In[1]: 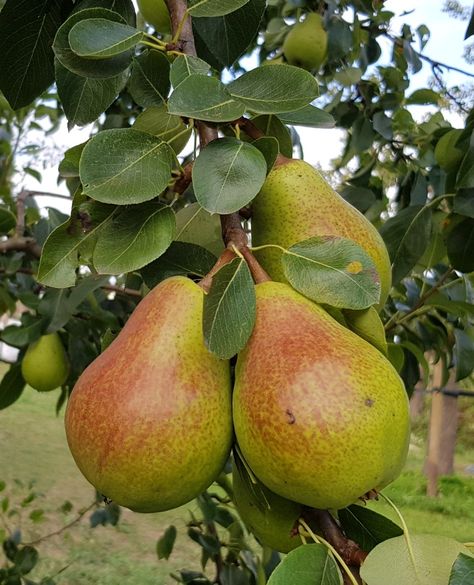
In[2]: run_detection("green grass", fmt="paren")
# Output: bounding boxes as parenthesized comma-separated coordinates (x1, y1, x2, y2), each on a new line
(1, 384, 473, 583)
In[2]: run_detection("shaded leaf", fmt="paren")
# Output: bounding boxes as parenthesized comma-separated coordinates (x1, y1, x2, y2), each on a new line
(68, 18, 142, 58)
(453, 328, 474, 381)
(157, 525, 177, 560)
(188, 0, 250, 18)
(14, 546, 38, 575)
(267, 544, 342, 585)
(133, 105, 191, 154)
(175, 203, 223, 256)
(193, 138, 267, 214)
(456, 146, 474, 189)
(447, 218, 474, 273)
(170, 55, 210, 88)
(80, 128, 175, 204)
(0, 365, 25, 410)
(252, 137, 279, 171)
(449, 553, 474, 584)
(0, 207, 16, 234)
(203, 257, 256, 359)
(338, 505, 402, 552)
(277, 105, 335, 128)
(228, 65, 318, 114)
(282, 236, 381, 310)
(128, 50, 170, 107)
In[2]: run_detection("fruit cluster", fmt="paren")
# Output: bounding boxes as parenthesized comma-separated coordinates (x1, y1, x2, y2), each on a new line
(62, 155, 410, 552)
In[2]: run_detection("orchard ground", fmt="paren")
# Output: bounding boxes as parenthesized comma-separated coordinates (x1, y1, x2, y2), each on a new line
(1, 374, 473, 584)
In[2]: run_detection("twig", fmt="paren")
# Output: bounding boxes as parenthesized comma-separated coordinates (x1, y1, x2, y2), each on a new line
(22, 501, 97, 546)
(431, 65, 470, 114)
(198, 248, 237, 292)
(101, 284, 143, 298)
(0, 237, 41, 258)
(15, 190, 29, 238)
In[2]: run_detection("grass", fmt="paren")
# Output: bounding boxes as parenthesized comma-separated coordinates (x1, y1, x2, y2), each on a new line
(1, 383, 473, 583)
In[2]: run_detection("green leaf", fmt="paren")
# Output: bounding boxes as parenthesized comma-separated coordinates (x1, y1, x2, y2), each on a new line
(424, 292, 474, 319)
(188, 0, 250, 18)
(360, 534, 473, 585)
(128, 50, 171, 107)
(0, 207, 16, 234)
(465, 5, 474, 39)
(380, 205, 432, 285)
(249, 114, 293, 157)
(68, 18, 142, 58)
(55, 59, 128, 127)
(192, 0, 266, 68)
(453, 189, 474, 219)
(58, 142, 87, 178)
(449, 553, 474, 584)
(133, 105, 191, 154)
(406, 88, 440, 106)
(252, 137, 279, 171)
(454, 328, 474, 381)
(447, 218, 474, 273)
(338, 505, 403, 552)
(157, 525, 177, 560)
(372, 111, 393, 140)
(170, 55, 210, 88)
(277, 105, 335, 128)
(80, 128, 175, 204)
(193, 138, 267, 214)
(77, 0, 137, 26)
(340, 186, 376, 213)
(141, 242, 216, 288)
(267, 544, 343, 585)
(1, 318, 46, 348)
(168, 74, 245, 122)
(228, 65, 318, 114)
(0, 0, 73, 109)
(0, 365, 25, 410)
(14, 546, 38, 575)
(203, 257, 256, 359)
(457, 147, 474, 190)
(93, 202, 175, 274)
(175, 203, 224, 256)
(53, 8, 132, 78)
(282, 236, 381, 310)
(37, 202, 116, 288)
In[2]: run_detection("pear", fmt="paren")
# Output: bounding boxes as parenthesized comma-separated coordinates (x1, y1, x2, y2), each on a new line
(283, 14, 328, 71)
(251, 157, 392, 308)
(137, 0, 171, 34)
(233, 281, 410, 511)
(344, 307, 388, 355)
(21, 333, 69, 392)
(65, 276, 232, 513)
(232, 455, 303, 553)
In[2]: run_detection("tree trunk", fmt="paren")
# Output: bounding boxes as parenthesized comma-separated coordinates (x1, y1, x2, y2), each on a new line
(409, 380, 426, 420)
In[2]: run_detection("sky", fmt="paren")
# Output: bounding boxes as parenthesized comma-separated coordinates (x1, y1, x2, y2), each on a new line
(18, 0, 474, 214)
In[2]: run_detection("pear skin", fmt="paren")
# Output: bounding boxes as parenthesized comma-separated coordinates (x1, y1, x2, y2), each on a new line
(65, 276, 232, 513)
(21, 333, 69, 392)
(283, 13, 328, 71)
(232, 457, 303, 553)
(251, 158, 392, 308)
(233, 282, 410, 511)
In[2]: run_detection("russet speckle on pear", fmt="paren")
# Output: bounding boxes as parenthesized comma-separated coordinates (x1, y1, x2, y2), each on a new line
(251, 157, 392, 309)
(65, 276, 232, 513)
(233, 282, 410, 511)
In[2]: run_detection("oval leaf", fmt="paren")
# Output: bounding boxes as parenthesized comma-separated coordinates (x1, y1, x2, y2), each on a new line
(0, 207, 16, 234)
(168, 75, 245, 122)
(157, 525, 177, 560)
(203, 257, 256, 359)
(360, 534, 473, 585)
(188, 0, 250, 17)
(170, 54, 211, 88)
(228, 64, 319, 114)
(69, 18, 142, 58)
(80, 128, 175, 204)
(133, 105, 191, 154)
(0, 365, 25, 410)
(278, 105, 335, 128)
(447, 218, 474, 273)
(93, 202, 175, 274)
(193, 138, 267, 214)
(338, 504, 402, 552)
(449, 553, 474, 585)
(267, 544, 343, 585)
(282, 236, 381, 310)
(128, 50, 171, 107)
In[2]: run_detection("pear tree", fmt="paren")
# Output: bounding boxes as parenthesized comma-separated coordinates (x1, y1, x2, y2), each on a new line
(0, 1, 474, 584)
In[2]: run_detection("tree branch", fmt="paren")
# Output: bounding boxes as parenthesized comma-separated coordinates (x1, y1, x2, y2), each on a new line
(0, 236, 41, 258)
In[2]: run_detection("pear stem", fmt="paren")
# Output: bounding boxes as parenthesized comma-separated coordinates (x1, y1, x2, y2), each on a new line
(198, 248, 237, 292)
(240, 247, 271, 284)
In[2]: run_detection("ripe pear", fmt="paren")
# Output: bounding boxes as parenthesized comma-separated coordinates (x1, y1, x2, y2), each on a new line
(283, 14, 328, 71)
(65, 276, 232, 513)
(232, 456, 303, 553)
(233, 281, 410, 511)
(137, 0, 171, 34)
(251, 157, 392, 308)
(21, 333, 69, 392)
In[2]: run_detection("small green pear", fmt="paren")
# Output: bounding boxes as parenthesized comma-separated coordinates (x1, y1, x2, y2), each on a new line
(233, 281, 410, 511)
(232, 456, 303, 553)
(65, 276, 232, 513)
(251, 157, 392, 309)
(21, 333, 69, 392)
(434, 129, 464, 172)
(137, 0, 171, 33)
(283, 13, 328, 71)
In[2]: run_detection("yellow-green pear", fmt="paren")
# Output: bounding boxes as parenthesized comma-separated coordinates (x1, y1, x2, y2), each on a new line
(434, 129, 464, 172)
(251, 156, 392, 309)
(65, 276, 232, 513)
(21, 333, 69, 392)
(233, 281, 410, 511)
(283, 13, 328, 71)
(137, 0, 171, 34)
(232, 456, 303, 553)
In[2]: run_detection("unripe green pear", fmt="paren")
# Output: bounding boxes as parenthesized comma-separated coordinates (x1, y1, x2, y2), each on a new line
(137, 0, 171, 33)
(283, 13, 328, 71)
(65, 276, 232, 513)
(233, 281, 410, 511)
(251, 157, 392, 309)
(21, 333, 69, 392)
(434, 129, 464, 172)
(232, 457, 303, 553)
